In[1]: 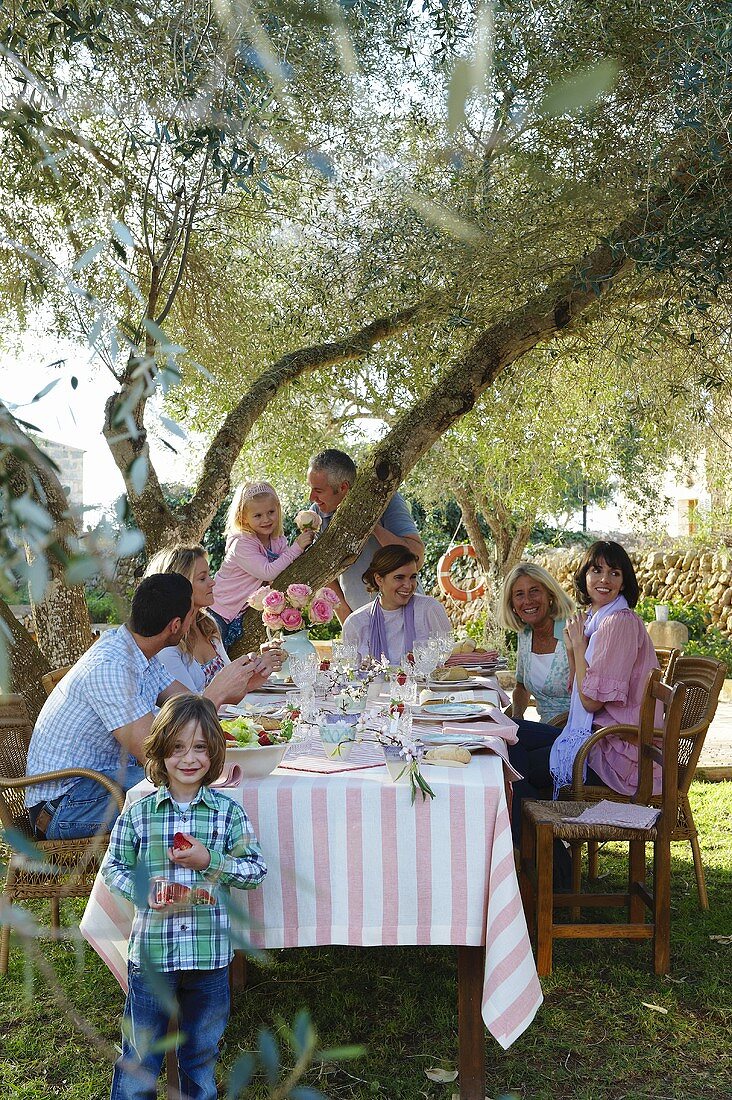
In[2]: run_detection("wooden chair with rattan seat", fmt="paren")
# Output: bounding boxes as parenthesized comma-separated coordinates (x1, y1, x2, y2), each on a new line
(0, 694, 125, 975)
(40, 665, 73, 696)
(569, 655, 726, 909)
(519, 669, 686, 977)
(654, 646, 680, 682)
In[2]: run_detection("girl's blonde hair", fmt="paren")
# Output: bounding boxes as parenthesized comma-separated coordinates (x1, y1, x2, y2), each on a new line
(144, 544, 220, 656)
(226, 480, 283, 537)
(144, 696, 226, 789)
(498, 562, 575, 632)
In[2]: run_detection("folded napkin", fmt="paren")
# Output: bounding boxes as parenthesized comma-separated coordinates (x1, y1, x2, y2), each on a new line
(434, 732, 522, 782)
(449, 708, 519, 744)
(563, 801, 661, 829)
(210, 765, 243, 788)
(418, 688, 502, 708)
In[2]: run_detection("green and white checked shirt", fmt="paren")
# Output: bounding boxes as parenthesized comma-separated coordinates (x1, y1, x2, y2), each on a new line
(101, 785, 267, 971)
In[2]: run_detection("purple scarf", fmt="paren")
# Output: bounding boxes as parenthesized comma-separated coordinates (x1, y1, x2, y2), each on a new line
(549, 595, 629, 796)
(368, 596, 416, 664)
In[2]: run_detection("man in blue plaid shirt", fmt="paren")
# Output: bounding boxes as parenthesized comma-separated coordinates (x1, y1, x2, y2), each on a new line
(26, 573, 278, 841)
(102, 694, 267, 1100)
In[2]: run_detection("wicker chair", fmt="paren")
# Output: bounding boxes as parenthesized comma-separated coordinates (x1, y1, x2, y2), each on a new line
(570, 656, 726, 909)
(519, 669, 686, 976)
(40, 665, 73, 696)
(0, 694, 125, 975)
(655, 647, 680, 682)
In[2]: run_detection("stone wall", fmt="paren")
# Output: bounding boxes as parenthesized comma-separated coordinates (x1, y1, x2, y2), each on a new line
(433, 546, 732, 637)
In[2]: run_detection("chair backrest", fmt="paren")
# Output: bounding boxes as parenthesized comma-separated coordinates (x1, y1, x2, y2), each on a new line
(0, 695, 34, 835)
(666, 656, 727, 791)
(655, 647, 680, 682)
(41, 664, 73, 696)
(634, 669, 686, 812)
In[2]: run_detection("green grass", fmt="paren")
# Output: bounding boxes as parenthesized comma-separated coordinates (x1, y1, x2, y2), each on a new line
(1, 782, 731, 1099)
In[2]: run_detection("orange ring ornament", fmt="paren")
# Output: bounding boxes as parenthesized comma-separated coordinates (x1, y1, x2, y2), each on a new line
(437, 544, 486, 603)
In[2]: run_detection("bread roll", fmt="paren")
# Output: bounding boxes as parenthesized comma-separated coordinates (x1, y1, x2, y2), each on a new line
(432, 666, 469, 681)
(424, 746, 471, 765)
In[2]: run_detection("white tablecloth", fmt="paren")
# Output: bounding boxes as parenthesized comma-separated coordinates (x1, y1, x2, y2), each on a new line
(80, 753, 541, 1050)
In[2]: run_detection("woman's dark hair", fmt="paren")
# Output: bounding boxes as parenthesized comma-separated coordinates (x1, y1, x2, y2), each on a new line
(574, 540, 639, 608)
(129, 573, 192, 636)
(144, 695, 226, 788)
(362, 545, 419, 593)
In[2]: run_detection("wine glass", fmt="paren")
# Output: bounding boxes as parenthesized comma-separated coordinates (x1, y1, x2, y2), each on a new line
(288, 652, 319, 722)
(412, 639, 439, 682)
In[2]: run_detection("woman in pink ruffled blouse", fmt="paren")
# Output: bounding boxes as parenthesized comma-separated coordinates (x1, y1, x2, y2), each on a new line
(549, 540, 660, 797)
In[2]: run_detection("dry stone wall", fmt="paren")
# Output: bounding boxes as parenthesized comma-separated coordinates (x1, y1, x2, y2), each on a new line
(434, 546, 732, 637)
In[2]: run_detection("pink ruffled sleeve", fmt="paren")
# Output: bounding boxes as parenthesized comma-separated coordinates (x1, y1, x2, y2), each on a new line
(583, 611, 644, 705)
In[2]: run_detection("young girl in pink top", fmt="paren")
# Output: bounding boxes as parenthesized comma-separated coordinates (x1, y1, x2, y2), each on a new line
(210, 481, 314, 648)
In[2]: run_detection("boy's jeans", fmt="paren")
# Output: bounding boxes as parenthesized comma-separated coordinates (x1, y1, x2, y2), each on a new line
(111, 962, 230, 1100)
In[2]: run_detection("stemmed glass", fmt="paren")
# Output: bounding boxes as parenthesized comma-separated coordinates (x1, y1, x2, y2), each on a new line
(332, 641, 358, 677)
(288, 652, 319, 726)
(412, 639, 440, 683)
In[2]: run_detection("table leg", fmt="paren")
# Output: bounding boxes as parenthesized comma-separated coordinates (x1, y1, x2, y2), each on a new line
(229, 949, 248, 993)
(457, 945, 486, 1100)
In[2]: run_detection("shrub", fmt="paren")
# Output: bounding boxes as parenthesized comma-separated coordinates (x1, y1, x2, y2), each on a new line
(85, 589, 123, 624)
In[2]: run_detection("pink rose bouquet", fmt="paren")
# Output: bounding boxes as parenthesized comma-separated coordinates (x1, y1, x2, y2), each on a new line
(280, 606, 304, 631)
(286, 583, 312, 609)
(262, 589, 286, 614)
(315, 587, 340, 607)
(308, 597, 334, 625)
(248, 582, 336, 632)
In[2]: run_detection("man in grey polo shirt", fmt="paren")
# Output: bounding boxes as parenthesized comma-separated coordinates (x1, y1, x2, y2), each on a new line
(26, 572, 276, 840)
(307, 448, 425, 622)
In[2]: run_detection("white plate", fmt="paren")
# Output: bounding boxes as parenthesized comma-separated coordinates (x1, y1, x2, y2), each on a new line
(428, 677, 483, 690)
(256, 680, 299, 693)
(414, 703, 491, 722)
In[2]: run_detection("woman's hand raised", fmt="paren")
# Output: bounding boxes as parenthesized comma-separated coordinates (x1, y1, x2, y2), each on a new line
(563, 613, 589, 651)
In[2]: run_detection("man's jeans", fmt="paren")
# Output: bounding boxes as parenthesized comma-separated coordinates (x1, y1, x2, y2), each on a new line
(111, 962, 230, 1100)
(42, 765, 146, 840)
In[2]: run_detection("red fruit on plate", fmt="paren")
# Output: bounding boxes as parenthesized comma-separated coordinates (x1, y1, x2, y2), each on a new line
(257, 731, 272, 746)
(396, 672, 407, 686)
(172, 832, 193, 851)
(319, 659, 330, 670)
(192, 888, 216, 906)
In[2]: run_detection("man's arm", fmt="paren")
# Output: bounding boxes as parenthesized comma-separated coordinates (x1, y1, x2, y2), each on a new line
(372, 523, 425, 567)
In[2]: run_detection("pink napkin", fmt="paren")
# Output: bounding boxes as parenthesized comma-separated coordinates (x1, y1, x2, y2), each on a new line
(210, 765, 243, 788)
(448, 707, 518, 744)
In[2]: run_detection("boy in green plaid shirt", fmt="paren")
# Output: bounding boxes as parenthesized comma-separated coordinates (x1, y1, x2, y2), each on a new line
(102, 695, 267, 1100)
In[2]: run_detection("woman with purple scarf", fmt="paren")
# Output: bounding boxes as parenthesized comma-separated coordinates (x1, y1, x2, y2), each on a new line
(341, 546, 451, 664)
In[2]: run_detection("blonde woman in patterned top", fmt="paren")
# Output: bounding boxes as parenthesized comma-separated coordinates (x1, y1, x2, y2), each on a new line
(144, 545, 283, 696)
(498, 562, 574, 855)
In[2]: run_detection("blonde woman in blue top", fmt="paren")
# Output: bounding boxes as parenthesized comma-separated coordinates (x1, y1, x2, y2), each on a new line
(500, 563, 574, 725)
(498, 562, 574, 856)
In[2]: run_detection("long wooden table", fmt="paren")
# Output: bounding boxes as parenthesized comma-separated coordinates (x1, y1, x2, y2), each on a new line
(81, 744, 541, 1098)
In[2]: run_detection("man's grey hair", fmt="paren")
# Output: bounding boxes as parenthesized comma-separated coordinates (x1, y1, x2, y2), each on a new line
(308, 448, 357, 488)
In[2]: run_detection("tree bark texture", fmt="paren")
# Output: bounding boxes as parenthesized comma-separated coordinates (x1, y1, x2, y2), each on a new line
(232, 157, 718, 650)
(105, 301, 434, 554)
(0, 596, 50, 723)
(452, 485, 494, 576)
(2, 403, 94, 666)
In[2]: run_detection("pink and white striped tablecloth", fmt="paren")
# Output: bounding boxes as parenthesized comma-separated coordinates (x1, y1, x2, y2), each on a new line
(80, 753, 541, 1049)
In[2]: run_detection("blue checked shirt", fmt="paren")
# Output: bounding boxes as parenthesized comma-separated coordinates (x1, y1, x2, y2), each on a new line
(101, 785, 267, 971)
(25, 626, 174, 807)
